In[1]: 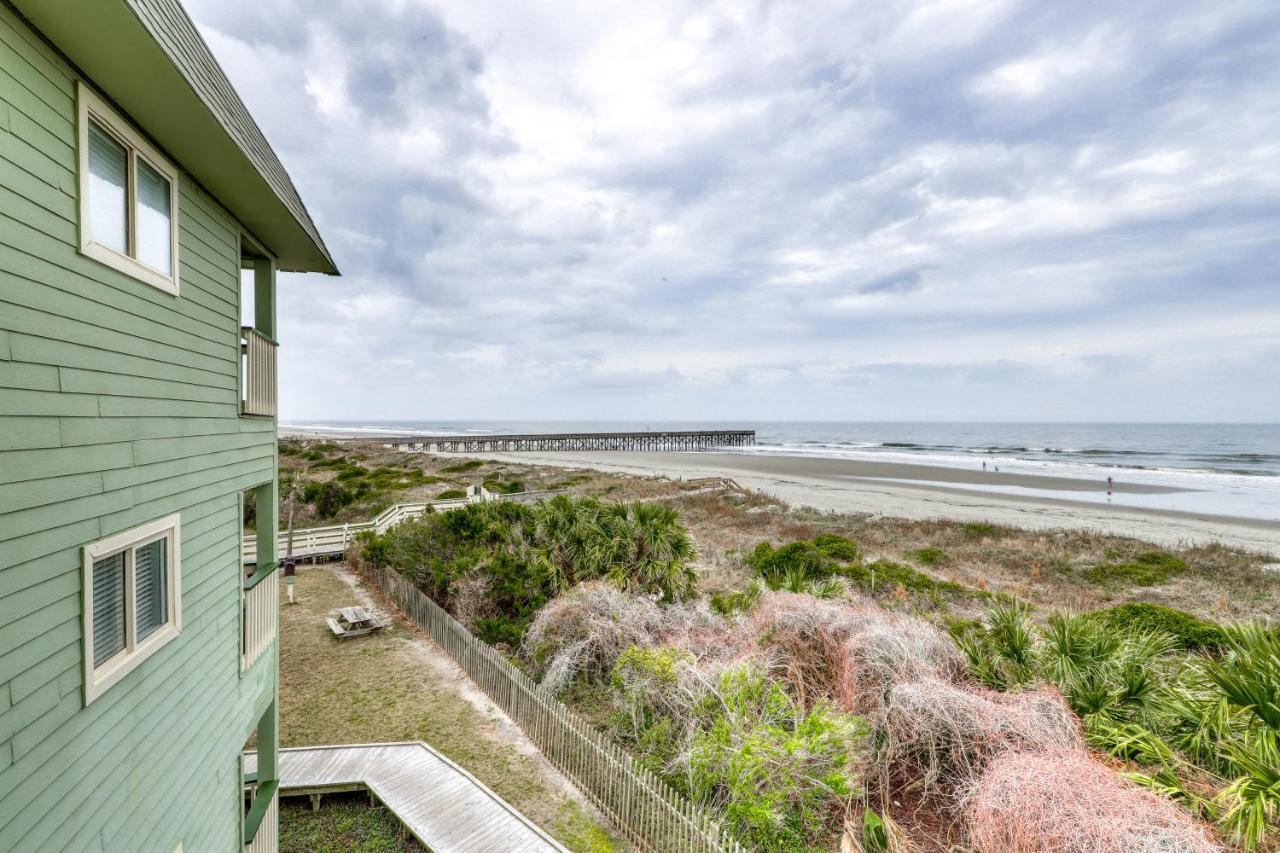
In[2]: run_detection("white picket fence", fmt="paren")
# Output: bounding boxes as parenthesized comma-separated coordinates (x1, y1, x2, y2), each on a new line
(365, 566, 745, 853)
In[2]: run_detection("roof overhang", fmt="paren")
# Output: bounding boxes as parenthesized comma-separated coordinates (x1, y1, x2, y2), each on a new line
(11, 0, 338, 274)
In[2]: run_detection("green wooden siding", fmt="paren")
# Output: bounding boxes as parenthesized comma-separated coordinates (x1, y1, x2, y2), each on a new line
(0, 3, 276, 850)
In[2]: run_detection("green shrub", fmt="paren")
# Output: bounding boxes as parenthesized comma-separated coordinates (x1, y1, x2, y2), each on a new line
(483, 478, 525, 494)
(613, 645, 689, 691)
(1084, 603, 1226, 651)
(365, 496, 699, 641)
(355, 530, 391, 569)
(613, 654, 865, 851)
(1136, 551, 1189, 572)
(962, 522, 999, 539)
(911, 547, 948, 566)
(747, 541, 839, 589)
(610, 646, 693, 773)
(811, 534, 861, 563)
(308, 479, 356, 518)
(1086, 552, 1188, 588)
(435, 488, 466, 500)
(687, 666, 865, 851)
(846, 559, 975, 600)
(709, 582, 762, 615)
(746, 535, 861, 587)
(473, 551, 550, 645)
(441, 460, 485, 473)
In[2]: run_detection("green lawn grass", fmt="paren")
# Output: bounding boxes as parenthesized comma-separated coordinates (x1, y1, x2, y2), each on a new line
(277, 566, 617, 852)
(280, 793, 426, 853)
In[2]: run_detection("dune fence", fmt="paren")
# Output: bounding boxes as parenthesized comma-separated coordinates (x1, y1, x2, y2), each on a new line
(363, 565, 745, 853)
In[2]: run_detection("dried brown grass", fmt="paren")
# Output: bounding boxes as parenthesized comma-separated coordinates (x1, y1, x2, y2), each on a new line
(748, 593, 966, 715)
(964, 748, 1222, 853)
(523, 582, 728, 694)
(881, 679, 1080, 795)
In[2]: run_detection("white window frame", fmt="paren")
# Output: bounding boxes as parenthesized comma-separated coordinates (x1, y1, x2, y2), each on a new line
(82, 513, 183, 705)
(76, 81, 181, 295)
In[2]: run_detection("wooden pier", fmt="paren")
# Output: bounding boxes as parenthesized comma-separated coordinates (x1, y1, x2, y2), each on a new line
(384, 429, 755, 453)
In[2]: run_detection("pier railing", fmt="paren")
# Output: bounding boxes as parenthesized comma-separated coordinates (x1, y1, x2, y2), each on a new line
(384, 429, 755, 453)
(364, 565, 744, 853)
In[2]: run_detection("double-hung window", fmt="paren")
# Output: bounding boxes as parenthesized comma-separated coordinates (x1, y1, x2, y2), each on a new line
(77, 82, 180, 295)
(82, 514, 182, 704)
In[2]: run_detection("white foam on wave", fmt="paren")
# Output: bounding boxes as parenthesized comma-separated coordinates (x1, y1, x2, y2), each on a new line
(725, 443, 1280, 492)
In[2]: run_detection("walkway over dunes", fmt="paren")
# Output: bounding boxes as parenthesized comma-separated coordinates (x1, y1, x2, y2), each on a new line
(247, 743, 567, 852)
(384, 429, 756, 453)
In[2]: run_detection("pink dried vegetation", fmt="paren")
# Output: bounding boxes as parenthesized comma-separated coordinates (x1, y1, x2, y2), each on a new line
(523, 581, 726, 693)
(880, 678, 1081, 794)
(748, 592, 966, 715)
(965, 748, 1221, 853)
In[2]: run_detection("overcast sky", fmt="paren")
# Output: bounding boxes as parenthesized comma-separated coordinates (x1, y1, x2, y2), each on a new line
(187, 0, 1280, 423)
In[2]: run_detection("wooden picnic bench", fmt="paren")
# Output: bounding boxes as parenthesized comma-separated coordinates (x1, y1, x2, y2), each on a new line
(327, 605, 387, 639)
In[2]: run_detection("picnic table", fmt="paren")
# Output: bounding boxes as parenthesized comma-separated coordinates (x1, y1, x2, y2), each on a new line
(327, 605, 387, 639)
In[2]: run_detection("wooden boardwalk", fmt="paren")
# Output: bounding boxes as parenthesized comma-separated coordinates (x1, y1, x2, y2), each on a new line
(384, 429, 755, 453)
(246, 743, 567, 852)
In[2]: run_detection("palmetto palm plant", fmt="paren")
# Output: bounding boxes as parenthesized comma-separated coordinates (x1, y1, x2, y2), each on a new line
(959, 600, 1280, 849)
(594, 501, 698, 602)
(526, 495, 605, 591)
(1191, 624, 1280, 849)
(523, 496, 698, 602)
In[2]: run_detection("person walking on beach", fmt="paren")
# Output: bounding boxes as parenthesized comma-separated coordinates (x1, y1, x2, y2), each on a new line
(1107, 476, 1113, 495)
(982, 461, 987, 472)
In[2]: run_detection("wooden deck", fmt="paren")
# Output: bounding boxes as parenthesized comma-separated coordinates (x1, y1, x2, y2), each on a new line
(246, 743, 567, 852)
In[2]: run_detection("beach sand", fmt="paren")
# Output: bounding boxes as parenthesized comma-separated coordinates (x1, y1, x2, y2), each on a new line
(466, 450, 1280, 556)
(278, 428, 1279, 555)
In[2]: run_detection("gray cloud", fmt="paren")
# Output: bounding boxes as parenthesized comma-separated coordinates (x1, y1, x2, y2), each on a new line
(187, 0, 1280, 421)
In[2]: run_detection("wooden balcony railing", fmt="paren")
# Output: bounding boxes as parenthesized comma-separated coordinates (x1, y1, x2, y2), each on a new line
(241, 562, 278, 671)
(241, 326, 277, 417)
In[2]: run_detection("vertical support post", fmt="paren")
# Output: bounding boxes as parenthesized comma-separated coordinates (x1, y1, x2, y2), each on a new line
(253, 257, 276, 340)
(256, 697, 279, 785)
(255, 480, 278, 575)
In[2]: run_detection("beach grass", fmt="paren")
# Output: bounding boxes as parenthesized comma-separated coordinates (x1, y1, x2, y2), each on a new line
(280, 793, 426, 853)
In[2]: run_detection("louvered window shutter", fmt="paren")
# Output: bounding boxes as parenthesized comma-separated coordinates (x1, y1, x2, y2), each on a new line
(93, 552, 127, 666)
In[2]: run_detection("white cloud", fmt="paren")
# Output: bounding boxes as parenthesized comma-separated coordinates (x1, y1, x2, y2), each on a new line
(186, 0, 1280, 421)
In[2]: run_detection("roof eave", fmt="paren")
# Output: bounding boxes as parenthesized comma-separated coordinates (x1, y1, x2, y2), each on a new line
(11, 0, 339, 275)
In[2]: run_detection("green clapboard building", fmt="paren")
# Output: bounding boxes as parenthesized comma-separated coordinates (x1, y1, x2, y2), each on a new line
(0, 0, 337, 849)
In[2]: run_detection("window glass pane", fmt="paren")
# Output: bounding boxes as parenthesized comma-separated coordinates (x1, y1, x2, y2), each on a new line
(135, 538, 167, 642)
(87, 121, 128, 254)
(92, 551, 127, 667)
(136, 158, 172, 275)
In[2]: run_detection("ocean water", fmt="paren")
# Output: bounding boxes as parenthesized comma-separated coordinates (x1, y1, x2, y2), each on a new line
(283, 421, 1280, 521)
